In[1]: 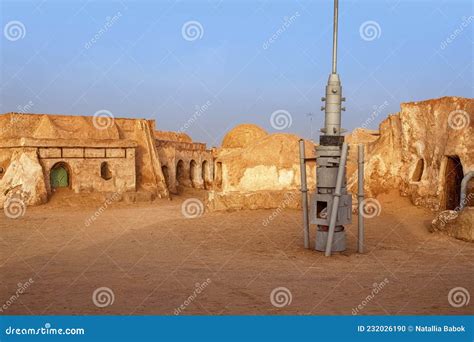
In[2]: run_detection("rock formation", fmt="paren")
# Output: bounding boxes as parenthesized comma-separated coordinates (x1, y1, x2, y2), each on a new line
(348, 96, 473, 211)
(431, 209, 474, 242)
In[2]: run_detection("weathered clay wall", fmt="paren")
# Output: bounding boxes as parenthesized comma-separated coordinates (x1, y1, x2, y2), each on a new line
(208, 125, 316, 210)
(156, 138, 213, 194)
(39, 147, 136, 195)
(348, 96, 473, 211)
(0, 113, 170, 207)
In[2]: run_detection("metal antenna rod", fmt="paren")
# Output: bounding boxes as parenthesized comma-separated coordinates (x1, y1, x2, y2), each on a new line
(331, 0, 339, 74)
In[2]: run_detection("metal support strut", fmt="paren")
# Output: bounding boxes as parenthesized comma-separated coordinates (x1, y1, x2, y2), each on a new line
(357, 144, 365, 254)
(299, 139, 310, 249)
(325, 143, 349, 257)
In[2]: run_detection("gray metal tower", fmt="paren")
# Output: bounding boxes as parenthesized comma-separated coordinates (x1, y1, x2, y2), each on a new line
(299, 0, 362, 256)
(312, 0, 352, 254)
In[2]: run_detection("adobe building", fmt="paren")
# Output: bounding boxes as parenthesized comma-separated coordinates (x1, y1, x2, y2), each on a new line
(155, 130, 213, 194)
(0, 113, 213, 208)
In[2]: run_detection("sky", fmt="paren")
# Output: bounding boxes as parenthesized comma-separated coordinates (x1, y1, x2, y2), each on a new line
(0, 0, 472, 146)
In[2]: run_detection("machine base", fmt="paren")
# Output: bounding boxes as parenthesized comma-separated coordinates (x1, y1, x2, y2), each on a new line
(315, 230, 346, 252)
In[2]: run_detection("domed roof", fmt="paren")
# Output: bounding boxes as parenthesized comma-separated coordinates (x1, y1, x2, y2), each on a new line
(221, 124, 268, 148)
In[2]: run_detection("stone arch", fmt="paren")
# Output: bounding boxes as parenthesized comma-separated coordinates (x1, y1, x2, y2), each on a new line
(202, 160, 210, 189)
(443, 155, 463, 210)
(215, 161, 222, 190)
(176, 160, 186, 187)
(190, 160, 199, 188)
(162, 165, 170, 188)
(50, 162, 71, 189)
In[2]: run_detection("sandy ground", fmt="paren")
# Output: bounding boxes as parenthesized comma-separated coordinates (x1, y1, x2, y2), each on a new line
(1, 189, 473, 316)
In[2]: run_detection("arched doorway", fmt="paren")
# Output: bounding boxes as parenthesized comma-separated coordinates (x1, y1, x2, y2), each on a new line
(215, 162, 222, 190)
(50, 163, 70, 189)
(444, 156, 463, 210)
(412, 159, 424, 182)
(176, 160, 186, 187)
(190, 160, 198, 188)
(162, 165, 170, 187)
(202, 160, 209, 189)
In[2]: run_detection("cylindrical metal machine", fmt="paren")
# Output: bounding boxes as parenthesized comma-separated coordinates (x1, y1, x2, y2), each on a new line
(311, 0, 352, 253)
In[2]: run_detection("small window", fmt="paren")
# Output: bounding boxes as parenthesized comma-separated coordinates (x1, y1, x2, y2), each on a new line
(412, 159, 424, 182)
(100, 162, 112, 180)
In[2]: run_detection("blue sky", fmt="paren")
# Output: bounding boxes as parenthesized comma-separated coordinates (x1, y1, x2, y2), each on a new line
(1, 0, 472, 146)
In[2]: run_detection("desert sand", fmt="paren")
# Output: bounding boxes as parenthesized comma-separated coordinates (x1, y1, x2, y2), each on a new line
(1, 189, 473, 316)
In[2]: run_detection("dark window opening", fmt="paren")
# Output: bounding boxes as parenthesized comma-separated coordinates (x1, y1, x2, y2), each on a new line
(444, 156, 463, 210)
(412, 159, 424, 182)
(101, 162, 113, 180)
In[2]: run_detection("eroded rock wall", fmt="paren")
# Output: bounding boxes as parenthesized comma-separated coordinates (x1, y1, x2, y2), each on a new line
(348, 96, 473, 211)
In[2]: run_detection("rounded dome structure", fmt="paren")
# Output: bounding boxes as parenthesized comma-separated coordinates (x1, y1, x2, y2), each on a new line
(221, 124, 268, 148)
